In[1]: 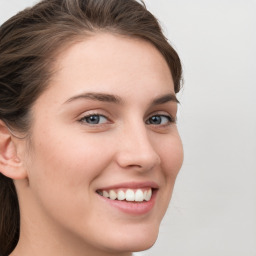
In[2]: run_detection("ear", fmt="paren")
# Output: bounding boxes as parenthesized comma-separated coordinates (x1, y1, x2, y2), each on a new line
(0, 120, 27, 180)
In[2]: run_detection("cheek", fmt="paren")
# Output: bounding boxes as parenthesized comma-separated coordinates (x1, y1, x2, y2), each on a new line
(157, 134, 183, 181)
(26, 127, 113, 202)
(36, 140, 105, 180)
(25, 131, 115, 231)
(147, 134, 183, 223)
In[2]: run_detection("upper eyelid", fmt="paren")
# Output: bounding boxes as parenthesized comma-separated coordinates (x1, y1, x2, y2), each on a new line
(146, 111, 176, 120)
(77, 109, 110, 119)
(78, 113, 110, 122)
(80, 113, 107, 118)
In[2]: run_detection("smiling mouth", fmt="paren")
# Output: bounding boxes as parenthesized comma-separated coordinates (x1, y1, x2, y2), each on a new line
(96, 188, 154, 202)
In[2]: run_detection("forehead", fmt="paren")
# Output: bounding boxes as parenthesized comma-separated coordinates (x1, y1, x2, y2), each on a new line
(35, 33, 174, 108)
(53, 33, 172, 83)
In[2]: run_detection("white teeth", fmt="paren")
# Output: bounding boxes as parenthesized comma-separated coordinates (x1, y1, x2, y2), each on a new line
(109, 190, 117, 200)
(126, 189, 135, 201)
(99, 188, 153, 202)
(145, 189, 152, 201)
(117, 190, 125, 200)
(103, 190, 109, 198)
(135, 189, 144, 202)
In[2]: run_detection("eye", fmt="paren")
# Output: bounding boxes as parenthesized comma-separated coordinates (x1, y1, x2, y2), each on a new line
(79, 114, 108, 125)
(146, 115, 174, 125)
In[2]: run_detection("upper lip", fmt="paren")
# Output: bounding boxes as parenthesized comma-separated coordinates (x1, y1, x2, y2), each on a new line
(96, 181, 159, 191)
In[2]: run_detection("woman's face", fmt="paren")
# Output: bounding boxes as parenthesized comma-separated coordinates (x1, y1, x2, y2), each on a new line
(21, 33, 183, 254)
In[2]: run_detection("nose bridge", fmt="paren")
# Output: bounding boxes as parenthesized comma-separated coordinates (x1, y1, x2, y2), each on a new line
(116, 119, 161, 170)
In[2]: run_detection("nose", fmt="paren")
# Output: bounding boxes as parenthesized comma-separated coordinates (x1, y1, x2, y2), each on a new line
(115, 124, 161, 172)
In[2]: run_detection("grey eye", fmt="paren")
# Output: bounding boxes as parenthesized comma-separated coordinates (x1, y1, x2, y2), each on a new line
(147, 115, 171, 125)
(82, 115, 108, 125)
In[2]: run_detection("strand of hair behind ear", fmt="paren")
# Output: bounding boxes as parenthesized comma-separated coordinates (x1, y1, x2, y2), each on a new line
(0, 174, 20, 256)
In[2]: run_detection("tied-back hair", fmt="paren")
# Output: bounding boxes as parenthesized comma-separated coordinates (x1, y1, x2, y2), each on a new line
(0, 0, 182, 255)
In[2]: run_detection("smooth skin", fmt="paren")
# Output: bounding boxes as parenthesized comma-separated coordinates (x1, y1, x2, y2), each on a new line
(1, 33, 183, 256)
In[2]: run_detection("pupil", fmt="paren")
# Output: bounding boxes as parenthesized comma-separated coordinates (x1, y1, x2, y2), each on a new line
(87, 115, 99, 124)
(150, 116, 161, 124)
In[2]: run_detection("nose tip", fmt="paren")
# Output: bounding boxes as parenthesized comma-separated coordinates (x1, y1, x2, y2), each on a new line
(116, 134, 161, 171)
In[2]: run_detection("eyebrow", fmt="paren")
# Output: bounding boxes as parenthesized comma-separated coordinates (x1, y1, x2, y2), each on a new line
(152, 93, 179, 105)
(64, 92, 123, 104)
(64, 92, 179, 105)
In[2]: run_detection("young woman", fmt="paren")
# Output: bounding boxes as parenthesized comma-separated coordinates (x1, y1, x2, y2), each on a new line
(0, 0, 183, 255)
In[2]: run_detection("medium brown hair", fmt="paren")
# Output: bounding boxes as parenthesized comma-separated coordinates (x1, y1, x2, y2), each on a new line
(0, 0, 182, 254)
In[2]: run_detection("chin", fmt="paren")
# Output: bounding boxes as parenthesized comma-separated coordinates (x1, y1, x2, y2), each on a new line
(100, 224, 159, 254)
(126, 234, 158, 252)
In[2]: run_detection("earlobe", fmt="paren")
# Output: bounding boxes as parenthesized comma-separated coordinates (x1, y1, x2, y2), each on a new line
(0, 120, 27, 180)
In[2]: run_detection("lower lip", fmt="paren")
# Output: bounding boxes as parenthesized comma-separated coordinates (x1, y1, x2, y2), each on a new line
(97, 190, 157, 215)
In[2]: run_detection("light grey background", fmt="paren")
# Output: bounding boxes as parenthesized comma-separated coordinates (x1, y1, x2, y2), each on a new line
(1, 0, 255, 255)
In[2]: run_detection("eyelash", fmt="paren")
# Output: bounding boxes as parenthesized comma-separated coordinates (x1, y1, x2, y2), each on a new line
(78, 112, 175, 127)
